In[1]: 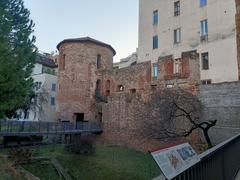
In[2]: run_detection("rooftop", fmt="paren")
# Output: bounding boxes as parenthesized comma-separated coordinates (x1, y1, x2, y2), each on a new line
(37, 54, 57, 68)
(56, 37, 116, 56)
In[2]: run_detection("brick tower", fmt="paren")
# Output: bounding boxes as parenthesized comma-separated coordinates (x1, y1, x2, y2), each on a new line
(56, 37, 116, 122)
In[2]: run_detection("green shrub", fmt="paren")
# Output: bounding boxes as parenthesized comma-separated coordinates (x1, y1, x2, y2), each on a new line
(8, 148, 33, 165)
(65, 135, 95, 155)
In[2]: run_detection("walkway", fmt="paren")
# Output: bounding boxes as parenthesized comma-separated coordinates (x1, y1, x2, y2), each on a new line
(0, 121, 102, 137)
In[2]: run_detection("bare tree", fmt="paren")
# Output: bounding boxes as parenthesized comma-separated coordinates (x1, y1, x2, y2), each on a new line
(35, 87, 50, 121)
(136, 88, 217, 149)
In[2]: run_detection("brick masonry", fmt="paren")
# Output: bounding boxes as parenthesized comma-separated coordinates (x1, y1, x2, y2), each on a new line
(100, 91, 204, 152)
(56, 41, 114, 121)
(157, 50, 200, 90)
(57, 38, 229, 153)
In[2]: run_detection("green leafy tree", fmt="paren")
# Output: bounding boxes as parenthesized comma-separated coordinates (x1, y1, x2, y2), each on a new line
(0, 0, 36, 118)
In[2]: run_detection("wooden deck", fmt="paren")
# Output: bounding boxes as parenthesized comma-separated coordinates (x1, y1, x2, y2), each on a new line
(0, 121, 102, 137)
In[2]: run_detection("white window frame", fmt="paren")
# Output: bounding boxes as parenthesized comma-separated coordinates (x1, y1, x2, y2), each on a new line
(174, 28, 181, 44)
(174, 59, 182, 74)
(153, 64, 158, 78)
(153, 35, 158, 49)
(153, 10, 158, 25)
(200, 19, 208, 36)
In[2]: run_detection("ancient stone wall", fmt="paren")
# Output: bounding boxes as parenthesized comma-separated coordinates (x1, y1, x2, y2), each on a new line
(56, 42, 114, 121)
(56, 39, 203, 152)
(97, 50, 201, 151)
(199, 81, 240, 144)
(100, 92, 183, 151)
(100, 90, 203, 152)
(100, 61, 151, 96)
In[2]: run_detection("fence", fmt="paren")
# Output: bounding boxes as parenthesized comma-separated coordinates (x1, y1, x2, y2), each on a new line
(0, 120, 102, 136)
(171, 134, 240, 180)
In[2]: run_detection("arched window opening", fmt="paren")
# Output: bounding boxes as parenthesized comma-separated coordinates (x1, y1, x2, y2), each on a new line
(96, 54, 101, 69)
(105, 80, 111, 96)
(96, 79, 108, 102)
(96, 79, 102, 94)
(60, 54, 66, 71)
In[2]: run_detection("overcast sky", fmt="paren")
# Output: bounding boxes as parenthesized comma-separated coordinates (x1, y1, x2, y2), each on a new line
(24, 0, 139, 62)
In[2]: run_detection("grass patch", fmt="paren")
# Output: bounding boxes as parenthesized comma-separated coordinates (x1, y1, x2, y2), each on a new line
(0, 145, 160, 180)
(23, 161, 59, 180)
(29, 145, 160, 180)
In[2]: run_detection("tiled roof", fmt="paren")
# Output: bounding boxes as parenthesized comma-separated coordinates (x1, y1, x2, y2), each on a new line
(36, 54, 57, 68)
(57, 37, 116, 56)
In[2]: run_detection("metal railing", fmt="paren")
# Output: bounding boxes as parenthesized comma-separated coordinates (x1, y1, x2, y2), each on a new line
(0, 120, 102, 136)
(170, 134, 240, 180)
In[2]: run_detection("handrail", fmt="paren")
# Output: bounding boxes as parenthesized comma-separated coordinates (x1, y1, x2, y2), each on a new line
(171, 133, 240, 180)
(0, 120, 102, 136)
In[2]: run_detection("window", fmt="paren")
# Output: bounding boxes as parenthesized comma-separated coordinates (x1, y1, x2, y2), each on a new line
(50, 97, 55, 106)
(174, 59, 182, 74)
(153, 10, 158, 25)
(60, 54, 65, 71)
(151, 84, 157, 91)
(52, 83, 56, 91)
(118, 85, 124, 92)
(200, 0, 207, 7)
(174, 1, 180, 16)
(166, 84, 174, 88)
(200, 20, 208, 37)
(174, 28, 181, 44)
(96, 79, 102, 95)
(130, 89, 136, 94)
(97, 54, 101, 69)
(153, 63, 158, 79)
(35, 82, 42, 91)
(105, 80, 110, 96)
(153, 35, 158, 49)
(202, 52, 209, 70)
(201, 79, 211, 85)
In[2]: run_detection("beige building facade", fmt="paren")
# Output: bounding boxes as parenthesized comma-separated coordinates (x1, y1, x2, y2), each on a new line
(138, 0, 239, 83)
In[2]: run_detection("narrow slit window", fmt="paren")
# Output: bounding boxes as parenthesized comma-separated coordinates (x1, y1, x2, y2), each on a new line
(153, 10, 158, 25)
(174, 28, 181, 44)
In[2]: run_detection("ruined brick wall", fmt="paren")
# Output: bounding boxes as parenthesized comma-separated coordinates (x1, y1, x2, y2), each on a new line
(96, 61, 151, 98)
(56, 42, 114, 121)
(56, 39, 202, 151)
(100, 91, 203, 152)
(157, 50, 200, 89)
(97, 50, 201, 152)
(236, 0, 240, 79)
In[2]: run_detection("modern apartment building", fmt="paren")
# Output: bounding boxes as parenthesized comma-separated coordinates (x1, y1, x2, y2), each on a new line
(19, 53, 58, 121)
(138, 0, 239, 83)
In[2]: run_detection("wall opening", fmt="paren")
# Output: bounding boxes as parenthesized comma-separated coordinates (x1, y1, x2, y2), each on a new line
(75, 113, 84, 122)
(151, 84, 157, 91)
(130, 89, 136, 94)
(117, 85, 124, 92)
(105, 80, 111, 96)
(96, 112, 103, 122)
(97, 54, 101, 69)
(96, 79, 102, 94)
(96, 79, 107, 102)
(60, 54, 66, 71)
